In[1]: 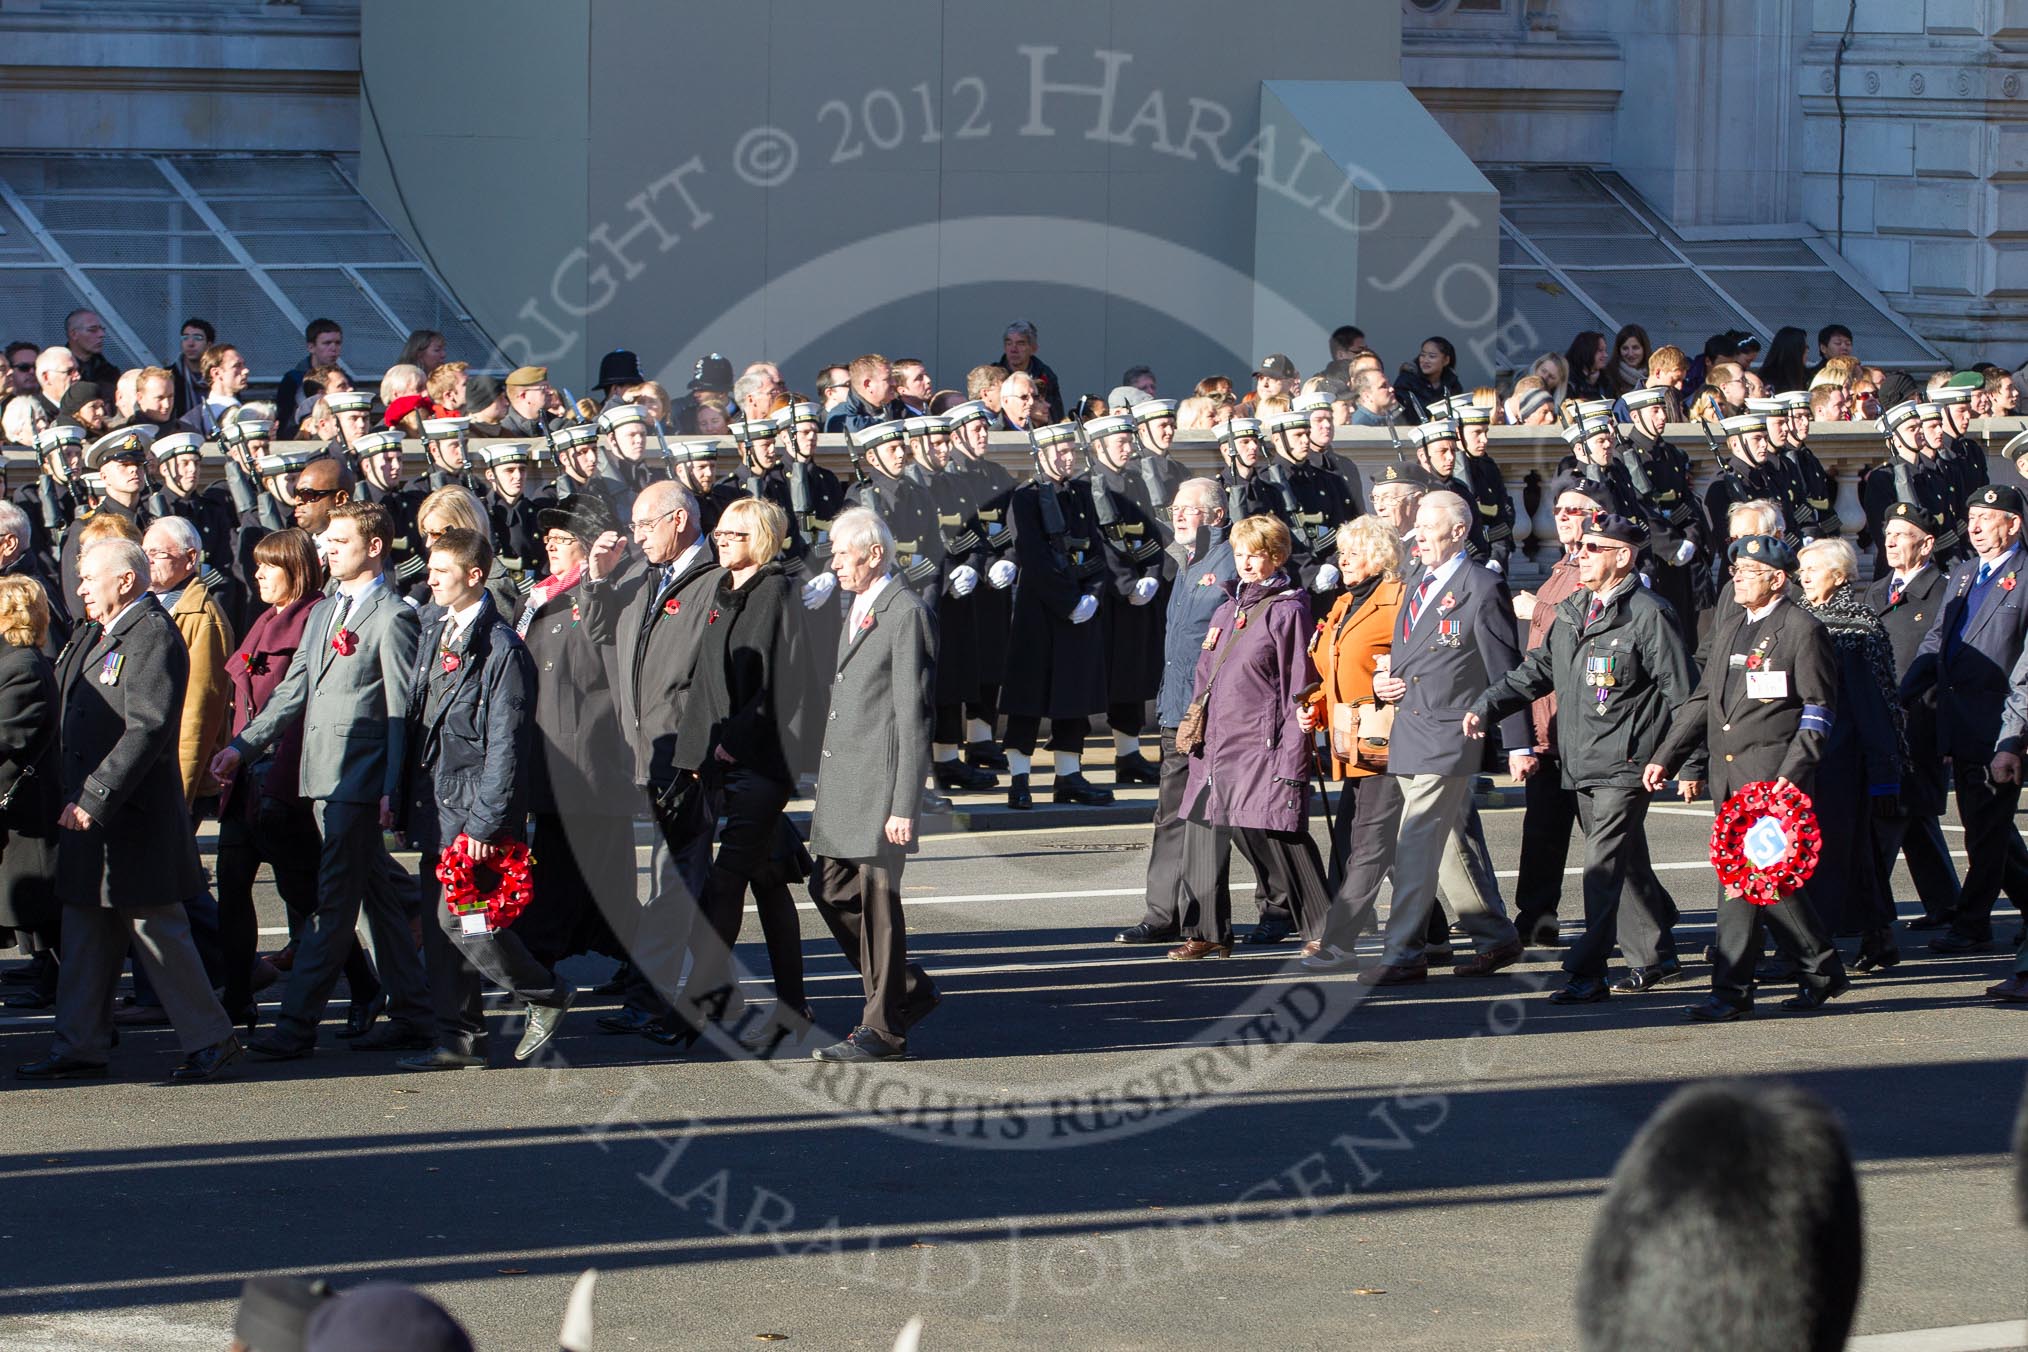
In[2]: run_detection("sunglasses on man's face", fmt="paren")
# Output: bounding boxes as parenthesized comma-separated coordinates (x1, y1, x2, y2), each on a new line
(10, 362, 32, 373)
(294, 486, 340, 503)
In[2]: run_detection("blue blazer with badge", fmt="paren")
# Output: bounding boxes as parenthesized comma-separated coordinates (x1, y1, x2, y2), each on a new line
(399, 593, 533, 855)
(1902, 547, 2028, 763)
(1387, 556, 1526, 777)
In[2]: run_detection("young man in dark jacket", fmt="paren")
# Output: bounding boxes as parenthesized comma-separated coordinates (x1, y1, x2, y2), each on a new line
(395, 527, 572, 1071)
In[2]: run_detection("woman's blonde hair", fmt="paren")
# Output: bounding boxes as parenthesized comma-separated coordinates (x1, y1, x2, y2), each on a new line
(1231, 513, 1292, 567)
(1336, 514, 1405, 579)
(417, 484, 488, 538)
(0, 574, 48, 650)
(717, 495, 785, 566)
(1799, 537, 1859, 587)
(77, 512, 142, 547)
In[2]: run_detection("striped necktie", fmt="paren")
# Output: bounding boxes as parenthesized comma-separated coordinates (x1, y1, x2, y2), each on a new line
(1403, 572, 1434, 641)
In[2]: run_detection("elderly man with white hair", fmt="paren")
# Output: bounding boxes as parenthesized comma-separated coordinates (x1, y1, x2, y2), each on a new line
(144, 516, 236, 809)
(0, 499, 69, 653)
(16, 537, 240, 1082)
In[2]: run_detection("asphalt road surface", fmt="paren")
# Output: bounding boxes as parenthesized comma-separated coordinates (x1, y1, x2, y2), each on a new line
(2, 799, 2024, 1352)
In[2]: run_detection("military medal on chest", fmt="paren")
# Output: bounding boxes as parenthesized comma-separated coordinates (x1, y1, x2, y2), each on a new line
(1585, 650, 1618, 707)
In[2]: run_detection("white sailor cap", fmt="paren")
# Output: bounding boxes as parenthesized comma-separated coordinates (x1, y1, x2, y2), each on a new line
(776, 401, 823, 429)
(325, 390, 375, 415)
(421, 416, 470, 440)
(730, 418, 780, 445)
(1774, 390, 1812, 412)
(34, 425, 86, 456)
(475, 442, 551, 470)
(549, 421, 599, 451)
(1131, 398, 1180, 425)
(1719, 412, 1765, 438)
(223, 416, 274, 445)
(1028, 422, 1081, 451)
(1219, 417, 1262, 443)
(1259, 410, 1307, 437)
(151, 431, 207, 464)
(1623, 386, 1671, 413)
(255, 446, 324, 477)
(1932, 385, 1976, 407)
(1082, 413, 1136, 441)
(596, 404, 652, 434)
(849, 421, 907, 454)
(1576, 399, 1617, 424)
(670, 438, 718, 464)
(944, 400, 991, 429)
(1291, 390, 1333, 416)
(1558, 422, 1590, 446)
(902, 415, 949, 439)
(1915, 402, 1944, 422)
(84, 425, 158, 470)
(1881, 400, 1924, 433)
(1416, 418, 1461, 446)
(352, 429, 404, 457)
(1744, 397, 1786, 419)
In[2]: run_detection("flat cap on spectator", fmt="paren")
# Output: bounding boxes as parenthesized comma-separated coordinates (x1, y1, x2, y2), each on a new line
(304, 1283, 473, 1352)
(1106, 385, 1149, 409)
(504, 366, 548, 390)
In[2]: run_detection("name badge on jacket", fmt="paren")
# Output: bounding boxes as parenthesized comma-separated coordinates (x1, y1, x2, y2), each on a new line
(1745, 669, 1788, 700)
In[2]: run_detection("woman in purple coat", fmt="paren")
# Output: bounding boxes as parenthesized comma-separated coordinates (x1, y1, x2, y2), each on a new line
(1172, 515, 1327, 958)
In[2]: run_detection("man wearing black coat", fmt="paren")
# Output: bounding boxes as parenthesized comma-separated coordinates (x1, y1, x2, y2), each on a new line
(1866, 503, 1961, 927)
(0, 502, 70, 655)
(1648, 534, 1848, 1020)
(580, 481, 723, 1041)
(17, 538, 239, 1082)
(395, 529, 571, 1071)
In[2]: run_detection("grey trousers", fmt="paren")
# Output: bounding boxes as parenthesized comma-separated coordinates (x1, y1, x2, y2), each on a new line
(52, 902, 232, 1062)
(271, 798, 432, 1047)
(1380, 773, 1518, 965)
(422, 865, 573, 1055)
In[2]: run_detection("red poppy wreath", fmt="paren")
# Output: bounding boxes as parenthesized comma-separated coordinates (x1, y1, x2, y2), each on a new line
(1709, 780, 1821, 905)
(436, 833, 535, 928)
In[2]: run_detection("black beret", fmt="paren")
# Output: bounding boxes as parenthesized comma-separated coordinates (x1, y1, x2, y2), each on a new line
(1582, 511, 1650, 549)
(1728, 534, 1798, 572)
(1882, 501, 1941, 537)
(1970, 484, 2025, 518)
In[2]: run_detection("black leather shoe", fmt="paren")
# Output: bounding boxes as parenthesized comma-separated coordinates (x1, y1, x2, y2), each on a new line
(514, 993, 574, 1062)
(15, 1054, 109, 1080)
(933, 759, 997, 791)
(170, 1035, 244, 1083)
(350, 1023, 433, 1052)
(596, 1007, 658, 1035)
(640, 1017, 704, 1050)
(245, 1033, 314, 1060)
(1686, 996, 1750, 1023)
(1051, 772, 1114, 806)
(1904, 913, 1952, 931)
(1114, 922, 1181, 944)
(1242, 917, 1294, 946)
(3, 988, 55, 1010)
(1780, 972, 1851, 1012)
(812, 1025, 906, 1062)
(965, 741, 1009, 771)
(1754, 956, 1799, 982)
(1113, 753, 1161, 785)
(1929, 931, 1990, 954)
(592, 963, 633, 997)
(1515, 912, 1562, 948)
(1611, 961, 1685, 994)
(1007, 773, 1033, 810)
(919, 786, 954, 815)
(1549, 977, 1610, 1004)
(396, 1046, 487, 1071)
(1853, 930, 1901, 973)
(336, 991, 387, 1040)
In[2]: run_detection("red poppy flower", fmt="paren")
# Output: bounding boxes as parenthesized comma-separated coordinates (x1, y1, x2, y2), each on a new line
(330, 629, 357, 657)
(707, 608, 721, 625)
(2005, 575, 2017, 593)
(663, 598, 680, 616)
(442, 652, 461, 674)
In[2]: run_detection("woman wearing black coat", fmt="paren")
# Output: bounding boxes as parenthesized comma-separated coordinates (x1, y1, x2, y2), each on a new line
(1392, 336, 1464, 422)
(663, 496, 813, 1053)
(515, 496, 634, 970)
(0, 576, 60, 1006)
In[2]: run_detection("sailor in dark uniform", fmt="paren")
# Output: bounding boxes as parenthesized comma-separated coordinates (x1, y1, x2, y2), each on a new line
(1083, 412, 1171, 786)
(1433, 394, 1512, 576)
(1704, 412, 1794, 553)
(1415, 418, 1502, 569)
(1775, 388, 1840, 537)
(1128, 398, 1190, 521)
(321, 389, 377, 472)
(1294, 388, 1367, 513)
(1861, 400, 1962, 575)
(1934, 376, 1989, 505)
(60, 426, 160, 600)
(350, 427, 429, 595)
(1865, 502, 1961, 931)
(1647, 533, 1848, 1020)
(473, 441, 556, 590)
(1620, 385, 1705, 648)
(208, 409, 274, 529)
(592, 403, 665, 515)
(945, 399, 1017, 770)
(668, 435, 739, 535)
(1216, 417, 1281, 526)
(1261, 407, 1362, 600)
(145, 430, 240, 613)
(768, 400, 848, 600)
(1753, 396, 1837, 541)
(417, 415, 480, 494)
(1001, 422, 1118, 810)
(14, 424, 86, 564)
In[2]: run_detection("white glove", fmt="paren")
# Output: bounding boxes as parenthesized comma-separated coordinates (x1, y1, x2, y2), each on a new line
(1311, 562, 1342, 593)
(987, 559, 1017, 590)
(800, 571, 838, 610)
(1486, 558, 1504, 575)
(1129, 576, 1160, 606)
(945, 564, 979, 598)
(1069, 594, 1099, 625)
(1672, 539, 1696, 567)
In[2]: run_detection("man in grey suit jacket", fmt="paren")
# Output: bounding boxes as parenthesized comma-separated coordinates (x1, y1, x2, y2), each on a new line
(212, 501, 432, 1058)
(17, 539, 240, 1083)
(1366, 490, 1526, 984)
(806, 507, 941, 1062)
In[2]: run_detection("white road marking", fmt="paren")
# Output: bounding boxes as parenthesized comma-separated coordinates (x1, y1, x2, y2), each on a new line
(1848, 1320, 2028, 1351)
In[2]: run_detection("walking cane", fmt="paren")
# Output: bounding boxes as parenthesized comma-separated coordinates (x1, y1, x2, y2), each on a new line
(1294, 682, 1336, 839)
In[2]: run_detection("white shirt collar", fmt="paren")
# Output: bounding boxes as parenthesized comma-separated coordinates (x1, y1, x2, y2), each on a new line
(336, 572, 383, 602)
(1978, 545, 2019, 574)
(849, 572, 893, 630)
(1416, 549, 1467, 597)
(444, 595, 485, 643)
(1744, 595, 1783, 623)
(662, 539, 706, 583)
(1893, 561, 1929, 588)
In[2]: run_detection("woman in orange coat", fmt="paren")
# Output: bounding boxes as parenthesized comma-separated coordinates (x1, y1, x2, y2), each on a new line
(1299, 516, 1407, 971)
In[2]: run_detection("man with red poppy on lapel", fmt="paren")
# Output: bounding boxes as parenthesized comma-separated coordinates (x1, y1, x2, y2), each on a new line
(211, 501, 434, 1059)
(392, 526, 570, 1070)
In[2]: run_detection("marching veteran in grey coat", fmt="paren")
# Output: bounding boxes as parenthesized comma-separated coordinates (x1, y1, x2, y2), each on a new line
(806, 506, 941, 1063)
(17, 537, 239, 1083)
